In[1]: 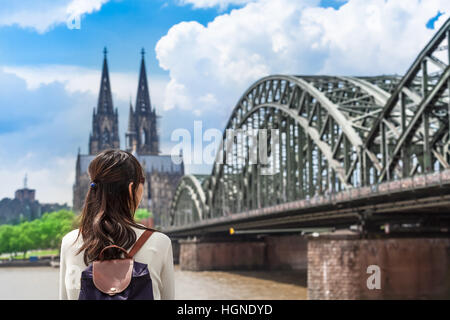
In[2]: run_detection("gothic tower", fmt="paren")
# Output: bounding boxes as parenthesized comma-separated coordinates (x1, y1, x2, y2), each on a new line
(74, 47, 183, 217)
(126, 48, 159, 155)
(89, 47, 120, 155)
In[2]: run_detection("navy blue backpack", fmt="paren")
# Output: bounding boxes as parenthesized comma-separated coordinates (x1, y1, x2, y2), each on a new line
(78, 229, 155, 300)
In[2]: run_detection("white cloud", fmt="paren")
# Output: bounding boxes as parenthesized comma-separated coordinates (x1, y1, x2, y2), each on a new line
(0, 68, 94, 205)
(0, 155, 75, 205)
(0, 0, 109, 33)
(179, 0, 256, 10)
(1, 65, 169, 110)
(156, 0, 450, 117)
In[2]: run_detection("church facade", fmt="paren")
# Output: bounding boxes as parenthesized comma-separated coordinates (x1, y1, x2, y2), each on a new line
(73, 48, 184, 226)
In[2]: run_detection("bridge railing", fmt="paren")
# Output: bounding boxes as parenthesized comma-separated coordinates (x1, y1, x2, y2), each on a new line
(234, 169, 450, 219)
(327, 169, 450, 204)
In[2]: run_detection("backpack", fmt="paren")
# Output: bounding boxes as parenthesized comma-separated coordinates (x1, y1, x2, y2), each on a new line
(78, 229, 155, 300)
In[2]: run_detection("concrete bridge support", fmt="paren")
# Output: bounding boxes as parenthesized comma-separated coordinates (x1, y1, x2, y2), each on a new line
(307, 233, 450, 299)
(179, 238, 266, 271)
(264, 235, 308, 270)
(178, 235, 308, 271)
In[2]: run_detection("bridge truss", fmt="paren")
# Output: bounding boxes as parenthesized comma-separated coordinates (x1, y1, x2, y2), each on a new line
(164, 18, 450, 234)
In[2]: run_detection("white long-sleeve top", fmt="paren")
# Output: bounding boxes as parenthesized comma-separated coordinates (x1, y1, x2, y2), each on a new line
(59, 226, 175, 300)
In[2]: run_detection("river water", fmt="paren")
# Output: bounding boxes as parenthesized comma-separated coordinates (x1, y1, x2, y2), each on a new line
(0, 265, 307, 300)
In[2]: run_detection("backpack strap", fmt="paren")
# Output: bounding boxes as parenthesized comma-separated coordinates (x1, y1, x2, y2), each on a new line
(99, 245, 131, 260)
(128, 229, 154, 258)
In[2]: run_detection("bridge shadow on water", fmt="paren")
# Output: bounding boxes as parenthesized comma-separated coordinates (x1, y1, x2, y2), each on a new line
(224, 268, 307, 288)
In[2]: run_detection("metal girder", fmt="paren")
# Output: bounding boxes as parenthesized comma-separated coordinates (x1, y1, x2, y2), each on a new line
(294, 77, 365, 147)
(237, 103, 350, 186)
(363, 18, 450, 182)
(378, 66, 450, 181)
(364, 18, 450, 155)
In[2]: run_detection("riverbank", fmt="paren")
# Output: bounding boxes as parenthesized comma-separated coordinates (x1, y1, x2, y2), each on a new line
(0, 257, 60, 268)
(0, 249, 59, 260)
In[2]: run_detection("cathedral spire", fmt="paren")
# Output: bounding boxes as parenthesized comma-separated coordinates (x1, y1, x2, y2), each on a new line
(127, 101, 136, 133)
(135, 47, 152, 114)
(75, 148, 81, 183)
(126, 48, 159, 155)
(97, 46, 114, 114)
(89, 47, 120, 155)
(126, 100, 137, 152)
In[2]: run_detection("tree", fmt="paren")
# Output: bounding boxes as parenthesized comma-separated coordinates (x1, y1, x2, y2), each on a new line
(39, 209, 76, 250)
(0, 209, 77, 257)
(135, 208, 153, 220)
(27, 219, 43, 250)
(0, 225, 14, 257)
(9, 223, 33, 258)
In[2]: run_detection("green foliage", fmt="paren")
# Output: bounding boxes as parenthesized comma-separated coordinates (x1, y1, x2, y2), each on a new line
(0, 209, 76, 256)
(0, 225, 15, 255)
(134, 208, 153, 220)
(9, 223, 33, 256)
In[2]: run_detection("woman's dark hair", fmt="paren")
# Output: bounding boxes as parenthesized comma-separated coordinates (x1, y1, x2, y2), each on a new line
(74, 149, 154, 265)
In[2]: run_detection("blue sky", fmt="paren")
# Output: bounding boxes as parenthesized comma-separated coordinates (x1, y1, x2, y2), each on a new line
(0, 0, 447, 204)
(0, 0, 347, 74)
(0, 1, 221, 73)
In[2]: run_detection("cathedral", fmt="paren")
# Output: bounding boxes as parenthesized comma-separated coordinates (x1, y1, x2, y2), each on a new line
(73, 48, 184, 226)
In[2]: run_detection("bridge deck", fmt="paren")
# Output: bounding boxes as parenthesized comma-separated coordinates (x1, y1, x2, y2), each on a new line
(163, 170, 450, 237)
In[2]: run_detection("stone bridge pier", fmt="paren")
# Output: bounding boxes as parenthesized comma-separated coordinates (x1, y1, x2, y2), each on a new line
(307, 233, 450, 299)
(173, 233, 450, 299)
(176, 234, 307, 271)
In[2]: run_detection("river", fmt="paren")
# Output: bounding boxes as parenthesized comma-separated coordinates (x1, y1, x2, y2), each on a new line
(0, 265, 307, 299)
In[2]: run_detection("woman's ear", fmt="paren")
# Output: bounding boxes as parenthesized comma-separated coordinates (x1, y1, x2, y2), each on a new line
(129, 181, 137, 212)
(128, 182, 134, 198)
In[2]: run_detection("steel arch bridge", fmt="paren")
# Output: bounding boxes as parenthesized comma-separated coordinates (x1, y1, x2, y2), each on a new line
(163, 18, 450, 236)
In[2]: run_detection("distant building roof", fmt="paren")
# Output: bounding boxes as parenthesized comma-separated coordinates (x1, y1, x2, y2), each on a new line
(137, 154, 183, 173)
(79, 154, 183, 175)
(15, 188, 36, 202)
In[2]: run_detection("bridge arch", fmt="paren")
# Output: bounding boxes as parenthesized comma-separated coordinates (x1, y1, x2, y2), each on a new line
(166, 175, 206, 227)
